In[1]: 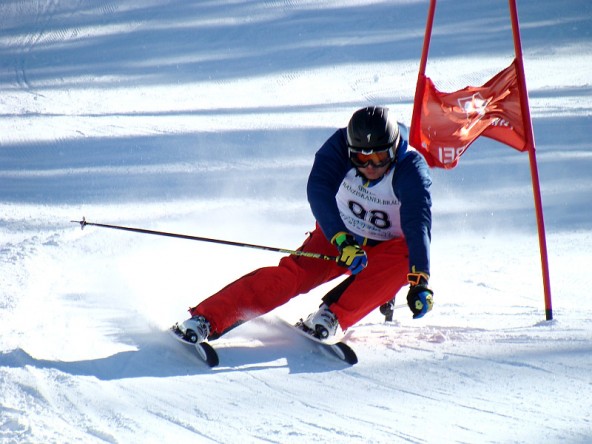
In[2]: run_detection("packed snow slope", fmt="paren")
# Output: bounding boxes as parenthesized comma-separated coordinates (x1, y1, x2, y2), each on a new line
(1, 0, 591, 443)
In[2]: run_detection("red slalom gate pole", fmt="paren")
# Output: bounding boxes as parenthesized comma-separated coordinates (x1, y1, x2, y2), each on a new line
(508, 0, 553, 320)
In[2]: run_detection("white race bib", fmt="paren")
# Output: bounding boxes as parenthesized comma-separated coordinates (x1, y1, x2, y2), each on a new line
(335, 168, 403, 241)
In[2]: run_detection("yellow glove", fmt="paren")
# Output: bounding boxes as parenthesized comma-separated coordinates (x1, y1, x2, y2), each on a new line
(332, 232, 368, 275)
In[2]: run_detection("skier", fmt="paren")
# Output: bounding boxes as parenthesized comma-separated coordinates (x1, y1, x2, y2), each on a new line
(179, 106, 434, 343)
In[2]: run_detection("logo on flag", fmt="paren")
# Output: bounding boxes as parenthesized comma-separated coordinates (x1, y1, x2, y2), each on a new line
(410, 60, 527, 169)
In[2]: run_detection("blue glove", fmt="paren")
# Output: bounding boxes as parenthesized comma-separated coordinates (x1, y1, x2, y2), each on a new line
(406, 272, 434, 319)
(332, 232, 368, 275)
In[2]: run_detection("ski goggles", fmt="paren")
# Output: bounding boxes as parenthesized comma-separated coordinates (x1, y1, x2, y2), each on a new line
(348, 146, 394, 168)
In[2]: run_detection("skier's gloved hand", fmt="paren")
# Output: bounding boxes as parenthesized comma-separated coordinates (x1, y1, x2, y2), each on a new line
(332, 232, 367, 275)
(406, 272, 434, 319)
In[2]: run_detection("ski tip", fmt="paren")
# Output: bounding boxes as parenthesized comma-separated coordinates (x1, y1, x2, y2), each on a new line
(196, 342, 219, 367)
(282, 317, 358, 365)
(169, 324, 219, 367)
(331, 342, 358, 365)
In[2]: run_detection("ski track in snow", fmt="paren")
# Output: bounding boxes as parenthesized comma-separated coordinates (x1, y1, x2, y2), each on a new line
(1, 0, 592, 443)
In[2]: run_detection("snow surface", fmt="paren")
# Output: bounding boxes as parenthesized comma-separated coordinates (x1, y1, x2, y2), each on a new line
(1, 0, 591, 442)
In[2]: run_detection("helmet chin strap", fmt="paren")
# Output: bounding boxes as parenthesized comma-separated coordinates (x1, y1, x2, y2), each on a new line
(355, 161, 394, 186)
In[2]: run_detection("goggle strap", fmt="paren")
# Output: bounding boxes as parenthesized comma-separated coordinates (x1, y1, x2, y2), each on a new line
(348, 132, 401, 154)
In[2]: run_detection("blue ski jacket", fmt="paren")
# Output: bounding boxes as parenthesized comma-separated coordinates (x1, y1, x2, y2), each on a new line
(307, 124, 432, 275)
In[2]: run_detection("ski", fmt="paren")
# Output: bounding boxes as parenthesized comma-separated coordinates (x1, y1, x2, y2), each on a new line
(278, 318, 358, 365)
(169, 319, 357, 367)
(169, 323, 219, 367)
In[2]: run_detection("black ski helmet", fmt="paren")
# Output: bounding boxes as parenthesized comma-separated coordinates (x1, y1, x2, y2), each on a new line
(346, 106, 400, 152)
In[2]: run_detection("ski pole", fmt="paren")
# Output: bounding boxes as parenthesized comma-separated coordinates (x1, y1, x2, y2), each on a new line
(380, 299, 408, 322)
(71, 217, 338, 261)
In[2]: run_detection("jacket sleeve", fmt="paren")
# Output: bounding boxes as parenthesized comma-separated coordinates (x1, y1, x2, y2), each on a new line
(307, 128, 351, 242)
(393, 150, 432, 276)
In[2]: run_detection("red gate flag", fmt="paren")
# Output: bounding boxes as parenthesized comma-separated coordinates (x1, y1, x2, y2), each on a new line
(410, 59, 527, 169)
(410, 0, 552, 320)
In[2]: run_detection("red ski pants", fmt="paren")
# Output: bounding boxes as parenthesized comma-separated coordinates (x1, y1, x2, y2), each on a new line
(190, 226, 410, 338)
